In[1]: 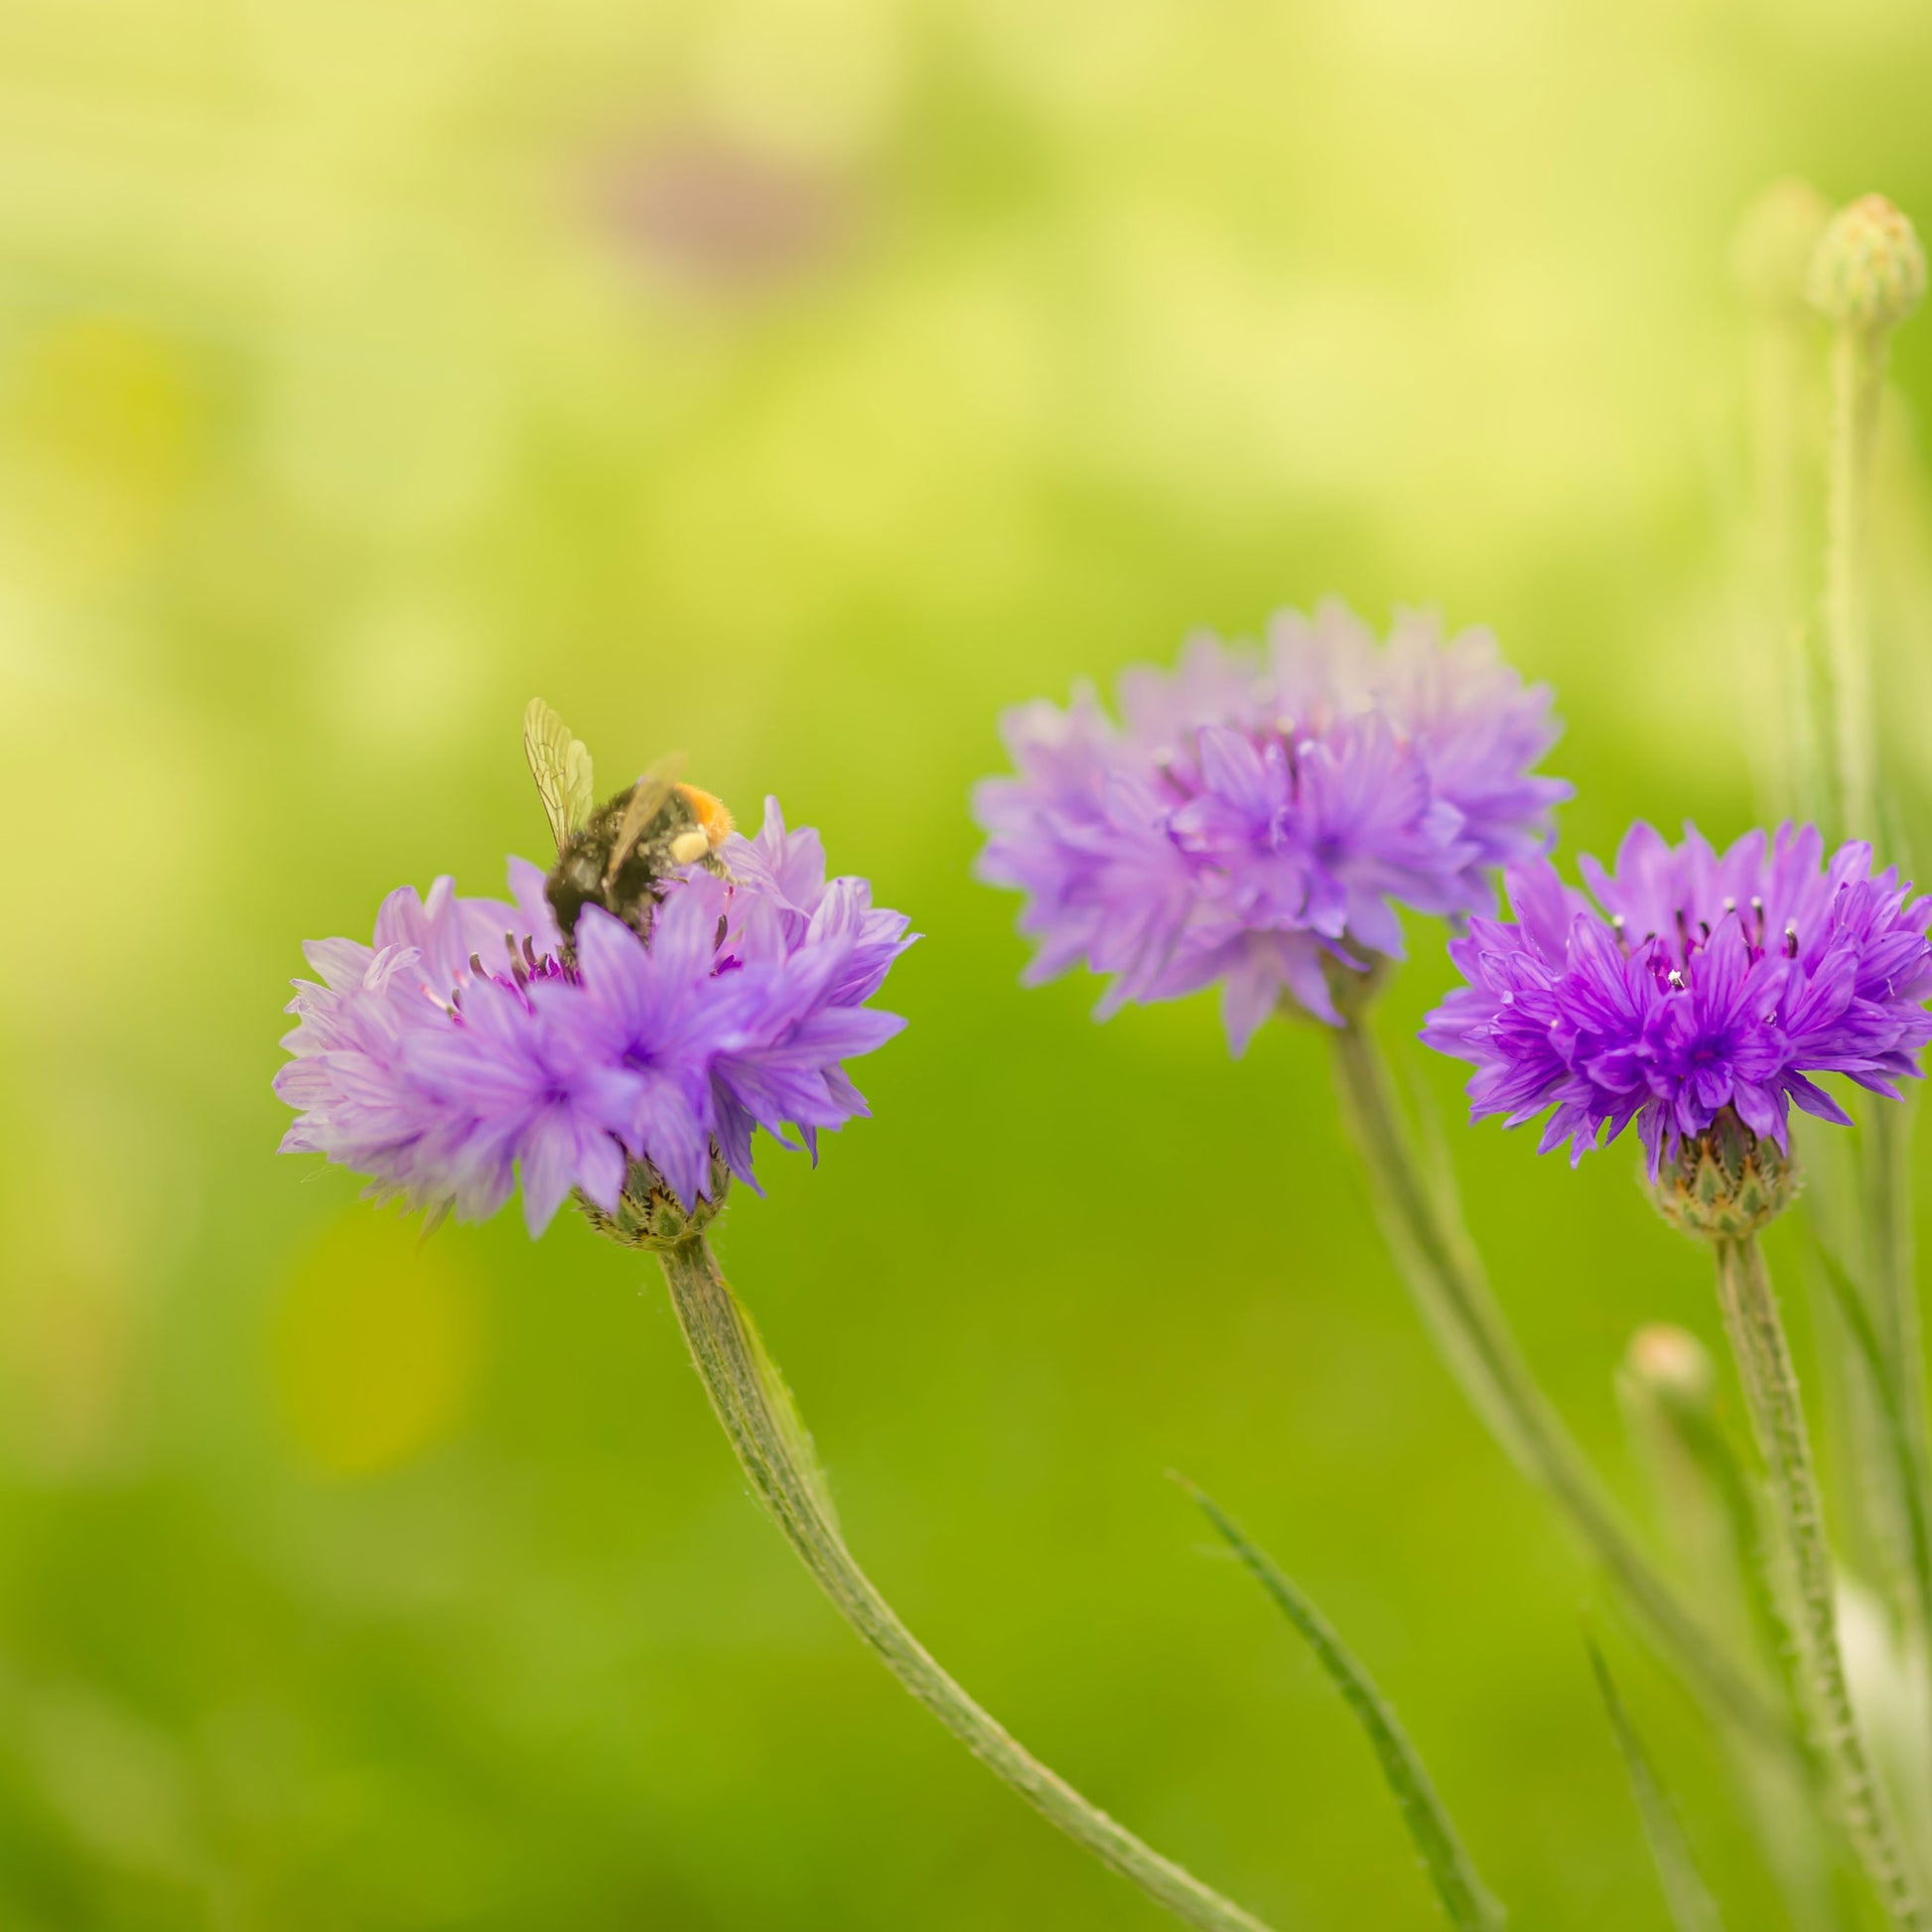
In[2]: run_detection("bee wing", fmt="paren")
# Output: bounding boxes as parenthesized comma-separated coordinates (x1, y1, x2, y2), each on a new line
(605, 751, 687, 883)
(523, 698, 597, 855)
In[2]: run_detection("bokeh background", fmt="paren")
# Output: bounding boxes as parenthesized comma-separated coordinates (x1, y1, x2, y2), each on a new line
(8, 0, 1932, 1925)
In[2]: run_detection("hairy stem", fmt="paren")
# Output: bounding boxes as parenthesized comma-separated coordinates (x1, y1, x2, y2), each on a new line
(1823, 323, 1883, 843)
(1745, 299, 1821, 821)
(1328, 1020, 1787, 1746)
(1872, 1097, 1932, 1650)
(658, 1235, 1276, 1932)
(1818, 306, 1932, 1657)
(1716, 1235, 1927, 1932)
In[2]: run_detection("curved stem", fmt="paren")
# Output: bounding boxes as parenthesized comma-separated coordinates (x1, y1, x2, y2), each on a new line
(657, 1234, 1277, 1932)
(1716, 1235, 1927, 1932)
(1327, 1021, 1788, 1747)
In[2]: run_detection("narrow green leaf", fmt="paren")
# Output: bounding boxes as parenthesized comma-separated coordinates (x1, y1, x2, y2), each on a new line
(1586, 1637, 1725, 1932)
(1176, 1476, 1504, 1932)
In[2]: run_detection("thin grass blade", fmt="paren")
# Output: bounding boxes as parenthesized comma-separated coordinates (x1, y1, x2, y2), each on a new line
(1586, 1637, 1725, 1932)
(1177, 1476, 1504, 1931)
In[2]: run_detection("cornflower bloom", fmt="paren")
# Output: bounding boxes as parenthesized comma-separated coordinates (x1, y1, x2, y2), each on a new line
(1425, 822, 1932, 1932)
(275, 798, 911, 1235)
(271, 709, 1279, 1932)
(1423, 821, 1932, 1210)
(973, 601, 1569, 1048)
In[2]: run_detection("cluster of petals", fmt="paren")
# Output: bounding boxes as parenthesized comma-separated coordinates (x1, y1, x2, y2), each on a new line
(275, 800, 913, 1235)
(972, 601, 1569, 1052)
(1423, 822, 1932, 1173)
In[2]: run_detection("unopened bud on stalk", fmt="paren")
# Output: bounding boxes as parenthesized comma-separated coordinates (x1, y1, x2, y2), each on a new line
(1731, 178, 1833, 316)
(1650, 1109, 1799, 1242)
(1807, 194, 1927, 335)
(1622, 1324, 1717, 1411)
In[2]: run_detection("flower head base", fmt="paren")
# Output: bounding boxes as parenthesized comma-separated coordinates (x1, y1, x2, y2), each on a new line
(1650, 1108, 1799, 1241)
(1424, 822, 1932, 1178)
(1808, 194, 1927, 334)
(275, 796, 913, 1237)
(577, 1151, 735, 1251)
(973, 601, 1568, 1052)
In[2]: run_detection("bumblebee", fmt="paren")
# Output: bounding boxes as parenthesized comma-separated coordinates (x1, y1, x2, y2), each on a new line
(523, 698, 734, 949)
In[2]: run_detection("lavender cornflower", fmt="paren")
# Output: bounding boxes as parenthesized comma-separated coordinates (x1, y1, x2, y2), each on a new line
(271, 719, 1287, 1932)
(276, 799, 912, 1236)
(1423, 822, 1932, 1222)
(973, 602, 1569, 1050)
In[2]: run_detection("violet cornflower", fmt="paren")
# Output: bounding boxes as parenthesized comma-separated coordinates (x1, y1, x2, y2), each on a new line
(275, 799, 912, 1235)
(1423, 822, 1932, 1174)
(972, 602, 1569, 1050)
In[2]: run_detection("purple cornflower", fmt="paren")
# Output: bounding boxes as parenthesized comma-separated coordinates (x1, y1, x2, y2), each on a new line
(275, 799, 913, 1235)
(973, 602, 1569, 1051)
(1423, 822, 1932, 1173)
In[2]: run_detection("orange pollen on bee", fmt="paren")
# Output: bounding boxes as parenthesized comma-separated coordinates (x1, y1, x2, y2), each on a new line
(673, 783, 734, 851)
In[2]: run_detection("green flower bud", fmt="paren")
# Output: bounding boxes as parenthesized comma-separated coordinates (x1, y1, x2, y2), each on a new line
(1731, 177, 1832, 316)
(1650, 1109, 1798, 1241)
(1807, 194, 1927, 334)
(1621, 1323, 1717, 1411)
(578, 1152, 732, 1251)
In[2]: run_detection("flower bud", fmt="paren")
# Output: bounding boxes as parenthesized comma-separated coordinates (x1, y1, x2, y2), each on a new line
(1807, 194, 1927, 334)
(1650, 1109, 1798, 1241)
(1731, 177, 1832, 316)
(578, 1152, 732, 1251)
(1621, 1323, 1717, 1411)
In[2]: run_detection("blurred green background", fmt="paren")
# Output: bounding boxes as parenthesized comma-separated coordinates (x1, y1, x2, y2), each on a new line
(8, 0, 1932, 1925)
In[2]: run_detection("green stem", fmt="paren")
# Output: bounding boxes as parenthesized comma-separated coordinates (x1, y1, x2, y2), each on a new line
(1327, 1021, 1787, 1746)
(1818, 302, 1932, 1654)
(1871, 1100, 1932, 1649)
(1715, 1235, 1927, 1932)
(1823, 323, 1884, 843)
(657, 1235, 1277, 1932)
(1746, 305, 1822, 822)
(1637, 1372, 1816, 1755)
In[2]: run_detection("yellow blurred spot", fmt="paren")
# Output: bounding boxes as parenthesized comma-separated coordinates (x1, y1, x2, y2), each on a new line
(0, 318, 199, 587)
(273, 1210, 482, 1478)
